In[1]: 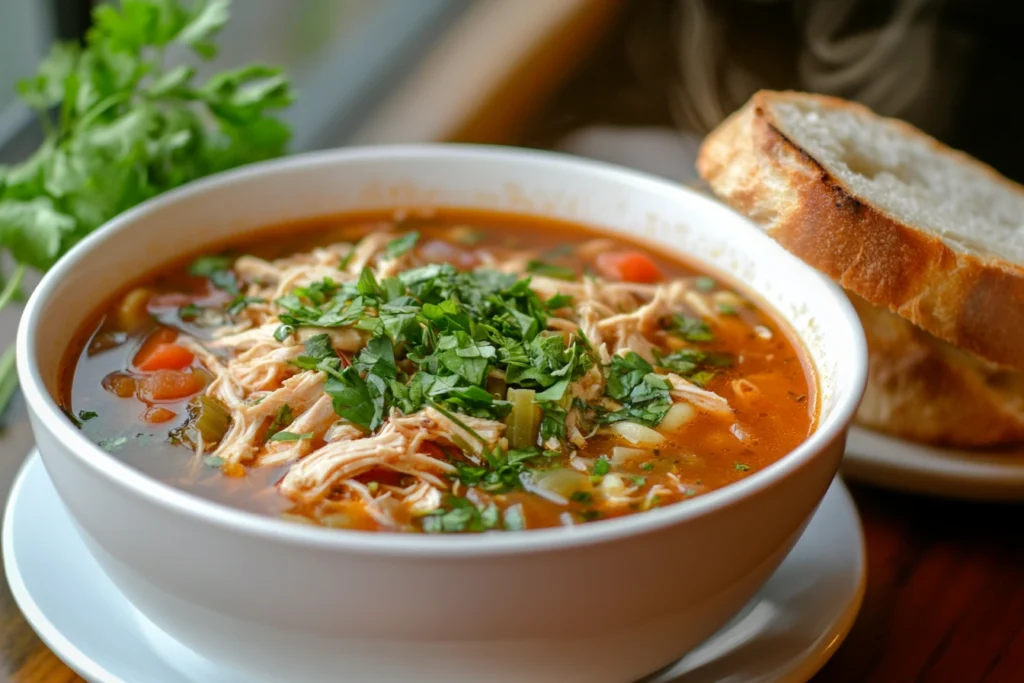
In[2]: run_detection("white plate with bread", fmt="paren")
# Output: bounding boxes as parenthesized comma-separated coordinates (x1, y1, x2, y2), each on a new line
(699, 90, 1024, 501)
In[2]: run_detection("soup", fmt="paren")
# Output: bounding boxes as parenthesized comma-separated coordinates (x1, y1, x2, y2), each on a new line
(61, 210, 816, 533)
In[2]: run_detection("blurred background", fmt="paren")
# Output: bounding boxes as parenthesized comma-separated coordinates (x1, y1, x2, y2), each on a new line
(4, 0, 1023, 182)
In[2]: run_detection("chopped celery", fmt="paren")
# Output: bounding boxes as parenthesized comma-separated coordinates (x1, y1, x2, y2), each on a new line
(505, 388, 540, 449)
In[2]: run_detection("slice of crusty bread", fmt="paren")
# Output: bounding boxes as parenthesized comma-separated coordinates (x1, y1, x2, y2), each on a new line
(850, 293, 1024, 447)
(697, 90, 1024, 371)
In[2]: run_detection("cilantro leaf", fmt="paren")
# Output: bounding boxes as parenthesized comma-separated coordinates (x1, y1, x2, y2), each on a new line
(268, 431, 314, 443)
(326, 365, 385, 430)
(668, 315, 714, 342)
(385, 231, 420, 259)
(422, 495, 501, 533)
(526, 260, 576, 280)
(188, 255, 233, 277)
(602, 353, 672, 427)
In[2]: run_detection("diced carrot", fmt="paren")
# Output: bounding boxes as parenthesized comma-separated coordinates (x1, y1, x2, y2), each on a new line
(139, 369, 205, 402)
(135, 343, 194, 372)
(102, 372, 138, 398)
(595, 251, 663, 283)
(142, 406, 178, 424)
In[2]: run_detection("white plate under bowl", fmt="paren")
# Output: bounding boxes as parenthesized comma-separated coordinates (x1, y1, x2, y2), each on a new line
(844, 427, 1024, 502)
(5, 451, 865, 683)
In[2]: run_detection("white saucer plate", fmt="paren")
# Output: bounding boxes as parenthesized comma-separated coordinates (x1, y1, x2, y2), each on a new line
(5, 452, 865, 683)
(844, 426, 1024, 502)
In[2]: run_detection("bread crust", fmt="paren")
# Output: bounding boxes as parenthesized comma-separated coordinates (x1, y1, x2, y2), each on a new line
(697, 90, 1024, 371)
(849, 293, 1024, 447)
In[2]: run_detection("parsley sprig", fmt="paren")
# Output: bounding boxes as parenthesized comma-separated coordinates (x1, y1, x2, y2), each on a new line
(0, 0, 294, 417)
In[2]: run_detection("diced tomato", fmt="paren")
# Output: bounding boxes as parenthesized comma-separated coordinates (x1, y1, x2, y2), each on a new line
(142, 406, 178, 424)
(134, 343, 194, 372)
(102, 372, 138, 398)
(595, 251, 663, 283)
(138, 369, 205, 402)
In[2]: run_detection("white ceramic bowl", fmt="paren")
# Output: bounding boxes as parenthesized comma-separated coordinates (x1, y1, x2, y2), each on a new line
(17, 145, 866, 683)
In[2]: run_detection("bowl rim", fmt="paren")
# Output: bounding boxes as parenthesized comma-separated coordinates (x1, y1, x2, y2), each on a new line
(16, 143, 867, 557)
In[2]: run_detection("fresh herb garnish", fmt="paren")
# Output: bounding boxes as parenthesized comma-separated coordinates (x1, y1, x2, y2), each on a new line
(602, 353, 672, 426)
(734, 462, 752, 472)
(0, 0, 294, 416)
(385, 231, 420, 259)
(421, 495, 500, 533)
(526, 260, 576, 281)
(78, 410, 98, 421)
(227, 295, 265, 315)
(452, 447, 552, 492)
(632, 476, 647, 487)
(570, 491, 593, 504)
(265, 404, 293, 440)
(593, 455, 610, 476)
(273, 262, 595, 430)
(640, 462, 654, 472)
(668, 315, 714, 342)
(717, 303, 738, 316)
(178, 303, 202, 320)
(695, 276, 716, 292)
(268, 431, 313, 442)
(189, 255, 233, 278)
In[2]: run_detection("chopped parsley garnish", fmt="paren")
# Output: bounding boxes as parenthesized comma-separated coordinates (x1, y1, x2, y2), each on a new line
(602, 352, 672, 427)
(452, 447, 553, 493)
(570, 491, 593, 504)
(734, 462, 752, 472)
(593, 455, 610, 476)
(640, 462, 655, 472)
(178, 303, 202, 320)
(655, 349, 732, 387)
(227, 295, 265, 315)
(695, 276, 716, 292)
(385, 231, 420, 259)
(189, 255, 240, 295)
(422, 495, 500, 533)
(188, 255, 233, 278)
(717, 303, 738, 316)
(668, 314, 714, 342)
(265, 404, 293, 440)
(631, 476, 647, 487)
(268, 431, 314, 442)
(270, 262, 595, 431)
(78, 410, 98, 421)
(526, 260, 576, 281)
